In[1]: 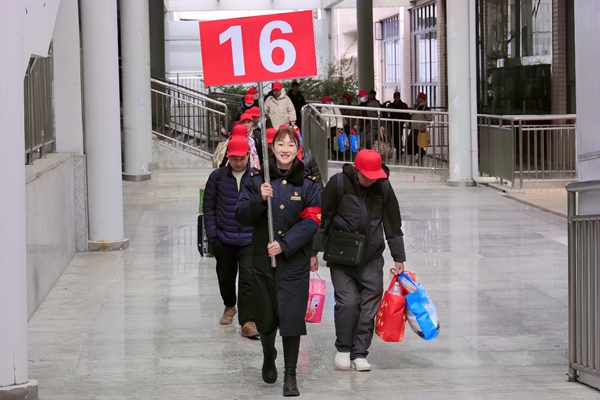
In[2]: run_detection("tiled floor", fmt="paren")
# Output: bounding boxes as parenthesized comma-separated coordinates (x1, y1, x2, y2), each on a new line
(29, 169, 599, 399)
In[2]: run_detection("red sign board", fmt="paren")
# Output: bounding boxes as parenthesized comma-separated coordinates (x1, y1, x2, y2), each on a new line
(199, 11, 318, 86)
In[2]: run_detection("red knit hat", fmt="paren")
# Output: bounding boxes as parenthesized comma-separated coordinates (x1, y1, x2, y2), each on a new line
(355, 150, 387, 180)
(227, 137, 249, 157)
(232, 124, 248, 138)
(266, 128, 277, 144)
(249, 106, 260, 118)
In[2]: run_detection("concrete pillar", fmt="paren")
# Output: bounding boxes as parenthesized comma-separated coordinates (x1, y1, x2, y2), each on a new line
(356, 0, 375, 91)
(574, 0, 600, 215)
(120, 0, 152, 181)
(53, 0, 84, 155)
(446, 0, 474, 186)
(0, 1, 39, 399)
(149, 0, 166, 80)
(80, 0, 128, 251)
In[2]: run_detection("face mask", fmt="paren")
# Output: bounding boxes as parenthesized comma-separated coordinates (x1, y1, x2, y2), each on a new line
(257, 122, 262, 129)
(245, 102, 253, 107)
(360, 96, 367, 103)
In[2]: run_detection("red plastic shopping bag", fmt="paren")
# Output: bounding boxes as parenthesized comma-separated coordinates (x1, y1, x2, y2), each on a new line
(305, 273, 326, 323)
(375, 275, 407, 342)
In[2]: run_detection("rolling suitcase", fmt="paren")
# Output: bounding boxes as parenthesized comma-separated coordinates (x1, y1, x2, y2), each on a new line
(197, 214, 210, 256)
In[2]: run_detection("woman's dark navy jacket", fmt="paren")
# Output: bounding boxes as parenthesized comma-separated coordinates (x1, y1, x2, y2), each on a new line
(203, 166, 253, 247)
(235, 157, 321, 336)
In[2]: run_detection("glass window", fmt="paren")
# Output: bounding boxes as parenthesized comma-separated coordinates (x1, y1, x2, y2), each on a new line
(382, 15, 400, 85)
(410, 2, 437, 106)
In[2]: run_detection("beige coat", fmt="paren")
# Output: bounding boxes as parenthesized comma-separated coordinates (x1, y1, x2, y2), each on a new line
(320, 105, 344, 136)
(264, 94, 296, 128)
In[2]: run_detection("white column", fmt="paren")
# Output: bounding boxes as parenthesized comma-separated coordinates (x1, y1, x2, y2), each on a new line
(80, 0, 128, 250)
(574, 0, 600, 215)
(120, 0, 152, 181)
(0, 0, 38, 398)
(53, 0, 84, 154)
(446, 0, 474, 186)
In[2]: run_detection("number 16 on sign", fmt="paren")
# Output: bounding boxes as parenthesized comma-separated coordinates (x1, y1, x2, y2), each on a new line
(199, 11, 317, 86)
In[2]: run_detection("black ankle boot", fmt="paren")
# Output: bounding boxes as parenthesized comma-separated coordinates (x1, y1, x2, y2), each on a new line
(283, 368, 299, 397)
(260, 332, 278, 384)
(282, 336, 301, 397)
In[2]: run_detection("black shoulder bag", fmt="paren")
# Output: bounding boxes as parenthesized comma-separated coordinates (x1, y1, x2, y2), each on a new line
(323, 174, 370, 266)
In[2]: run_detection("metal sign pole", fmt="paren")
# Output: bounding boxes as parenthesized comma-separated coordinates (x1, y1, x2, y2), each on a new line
(257, 82, 276, 268)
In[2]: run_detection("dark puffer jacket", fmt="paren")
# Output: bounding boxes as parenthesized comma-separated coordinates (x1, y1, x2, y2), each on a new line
(313, 163, 406, 264)
(203, 166, 253, 247)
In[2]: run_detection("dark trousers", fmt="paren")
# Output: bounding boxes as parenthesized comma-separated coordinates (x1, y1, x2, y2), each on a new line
(329, 257, 384, 359)
(212, 240, 254, 325)
(406, 129, 427, 162)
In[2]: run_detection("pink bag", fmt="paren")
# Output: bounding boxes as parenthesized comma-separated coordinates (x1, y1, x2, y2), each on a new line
(305, 273, 326, 323)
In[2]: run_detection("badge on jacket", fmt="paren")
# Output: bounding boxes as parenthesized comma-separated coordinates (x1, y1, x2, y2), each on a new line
(291, 191, 301, 201)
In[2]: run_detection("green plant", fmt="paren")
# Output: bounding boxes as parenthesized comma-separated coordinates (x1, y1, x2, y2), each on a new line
(293, 60, 358, 102)
(211, 60, 358, 103)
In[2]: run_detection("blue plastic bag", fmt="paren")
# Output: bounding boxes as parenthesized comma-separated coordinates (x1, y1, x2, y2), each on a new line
(351, 134, 360, 153)
(400, 273, 440, 341)
(337, 131, 350, 152)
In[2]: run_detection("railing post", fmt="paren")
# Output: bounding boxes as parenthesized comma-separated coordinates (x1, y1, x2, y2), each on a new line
(567, 189, 577, 381)
(40, 130, 46, 159)
(518, 120, 523, 190)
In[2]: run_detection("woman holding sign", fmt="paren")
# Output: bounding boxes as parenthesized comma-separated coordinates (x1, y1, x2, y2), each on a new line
(236, 127, 321, 397)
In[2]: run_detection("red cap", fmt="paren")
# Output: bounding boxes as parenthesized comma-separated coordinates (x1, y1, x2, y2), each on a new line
(279, 124, 288, 129)
(266, 128, 277, 144)
(355, 150, 387, 180)
(358, 90, 368, 97)
(272, 81, 283, 90)
(232, 124, 248, 138)
(244, 94, 254, 103)
(417, 92, 427, 99)
(247, 87, 258, 95)
(227, 137, 249, 157)
(343, 93, 352, 101)
(239, 113, 252, 122)
(249, 106, 260, 117)
(322, 95, 332, 103)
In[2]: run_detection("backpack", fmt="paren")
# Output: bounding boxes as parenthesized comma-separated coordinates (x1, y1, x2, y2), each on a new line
(213, 140, 229, 169)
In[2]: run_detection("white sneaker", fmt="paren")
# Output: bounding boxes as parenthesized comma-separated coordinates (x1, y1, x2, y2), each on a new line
(352, 358, 371, 372)
(334, 351, 351, 370)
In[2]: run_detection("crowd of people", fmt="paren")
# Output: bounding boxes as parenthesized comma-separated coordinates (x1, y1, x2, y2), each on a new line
(203, 83, 408, 396)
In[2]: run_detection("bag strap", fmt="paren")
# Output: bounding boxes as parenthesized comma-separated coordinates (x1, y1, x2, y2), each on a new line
(381, 179, 390, 207)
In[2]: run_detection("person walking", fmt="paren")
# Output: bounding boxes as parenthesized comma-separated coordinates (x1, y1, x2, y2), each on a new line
(288, 81, 306, 130)
(232, 93, 256, 131)
(311, 149, 406, 372)
(236, 127, 321, 397)
(264, 82, 297, 128)
(203, 138, 259, 339)
(384, 92, 410, 159)
(407, 92, 432, 165)
(320, 95, 345, 160)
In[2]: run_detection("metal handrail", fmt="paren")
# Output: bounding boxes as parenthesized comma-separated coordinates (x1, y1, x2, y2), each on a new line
(151, 88, 227, 115)
(478, 114, 577, 122)
(303, 103, 449, 171)
(566, 179, 600, 388)
(151, 78, 226, 108)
